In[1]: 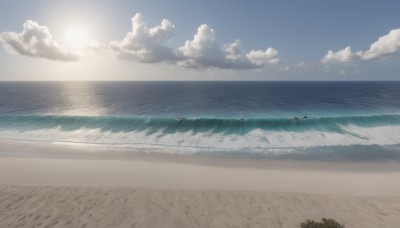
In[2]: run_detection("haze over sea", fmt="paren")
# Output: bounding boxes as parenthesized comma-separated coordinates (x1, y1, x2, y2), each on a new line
(1, 81, 400, 161)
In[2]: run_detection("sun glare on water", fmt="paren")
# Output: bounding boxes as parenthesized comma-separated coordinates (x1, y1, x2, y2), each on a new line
(64, 26, 90, 50)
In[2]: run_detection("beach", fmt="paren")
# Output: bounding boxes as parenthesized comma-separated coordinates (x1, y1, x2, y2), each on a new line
(1, 0, 400, 225)
(2, 185, 400, 228)
(1, 141, 400, 227)
(1, 81, 400, 227)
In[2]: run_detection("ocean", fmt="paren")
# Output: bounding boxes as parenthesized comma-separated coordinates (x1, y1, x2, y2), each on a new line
(1, 81, 400, 161)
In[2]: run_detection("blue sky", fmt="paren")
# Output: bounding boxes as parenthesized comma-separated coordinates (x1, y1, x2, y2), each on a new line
(1, 0, 400, 80)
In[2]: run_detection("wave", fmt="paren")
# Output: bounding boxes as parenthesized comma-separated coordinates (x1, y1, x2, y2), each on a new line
(1, 114, 400, 134)
(1, 114, 400, 160)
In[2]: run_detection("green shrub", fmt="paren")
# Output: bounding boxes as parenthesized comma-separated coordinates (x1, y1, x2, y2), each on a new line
(300, 218, 344, 228)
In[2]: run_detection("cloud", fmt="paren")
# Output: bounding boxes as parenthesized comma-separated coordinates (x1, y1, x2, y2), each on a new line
(178, 24, 280, 69)
(110, 13, 178, 63)
(0, 20, 81, 62)
(246, 48, 280, 65)
(2, 13, 281, 70)
(111, 14, 281, 70)
(322, 28, 400, 63)
(359, 28, 400, 61)
(321, 46, 356, 63)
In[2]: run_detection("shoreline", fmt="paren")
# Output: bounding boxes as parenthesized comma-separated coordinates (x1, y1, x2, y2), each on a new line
(1, 138, 400, 172)
(0, 156, 399, 196)
(1, 140, 400, 227)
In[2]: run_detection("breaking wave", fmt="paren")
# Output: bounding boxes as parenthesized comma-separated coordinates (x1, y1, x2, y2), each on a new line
(1, 114, 400, 160)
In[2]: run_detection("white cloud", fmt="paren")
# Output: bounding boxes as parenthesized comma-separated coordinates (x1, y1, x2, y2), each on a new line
(178, 24, 225, 68)
(110, 13, 178, 63)
(178, 24, 280, 69)
(359, 28, 400, 61)
(111, 15, 281, 70)
(246, 48, 280, 65)
(322, 28, 400, 64)
(224, 39, 246, 62)
(0, 20, 81, 62)
(1, 13, 282, 70)
(321, 46, 356, 63)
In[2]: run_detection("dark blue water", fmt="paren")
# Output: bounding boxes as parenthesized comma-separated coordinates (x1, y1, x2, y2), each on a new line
(1, 81, 400, 161)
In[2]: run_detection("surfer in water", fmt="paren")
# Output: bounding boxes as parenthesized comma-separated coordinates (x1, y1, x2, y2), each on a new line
(176, 116, 186, 122)
(293, 116, 307, 122)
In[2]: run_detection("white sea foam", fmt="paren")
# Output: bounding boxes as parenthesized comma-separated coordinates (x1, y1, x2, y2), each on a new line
(1, 124, 400, 156)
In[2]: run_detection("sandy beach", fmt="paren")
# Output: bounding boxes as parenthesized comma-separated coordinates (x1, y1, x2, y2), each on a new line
(1, 141, 400, 227)
(2, 185, 400, 228)
(1, 0, 400, 226)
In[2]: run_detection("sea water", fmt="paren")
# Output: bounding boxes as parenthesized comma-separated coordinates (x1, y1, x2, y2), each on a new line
(1, 81, 400, 161)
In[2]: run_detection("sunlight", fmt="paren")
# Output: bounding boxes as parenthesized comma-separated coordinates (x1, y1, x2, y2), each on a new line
(64, 26, 90, 50)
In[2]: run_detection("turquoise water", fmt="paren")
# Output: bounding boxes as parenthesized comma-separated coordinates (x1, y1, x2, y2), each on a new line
(1, 114, 400, 134)
(1, 81, 400, 161)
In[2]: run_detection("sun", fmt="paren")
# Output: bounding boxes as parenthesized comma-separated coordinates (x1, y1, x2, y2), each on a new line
(64, 26, 89, 50)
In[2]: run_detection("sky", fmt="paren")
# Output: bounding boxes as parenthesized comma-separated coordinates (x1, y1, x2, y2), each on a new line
(0, 0, 400, 81)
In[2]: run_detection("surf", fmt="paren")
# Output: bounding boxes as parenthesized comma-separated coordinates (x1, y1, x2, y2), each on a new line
(1, 113, 400, 161)
(1, 114, 400, 133)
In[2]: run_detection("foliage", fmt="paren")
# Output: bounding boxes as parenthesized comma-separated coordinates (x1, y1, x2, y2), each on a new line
(300, 218, 344, 228)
